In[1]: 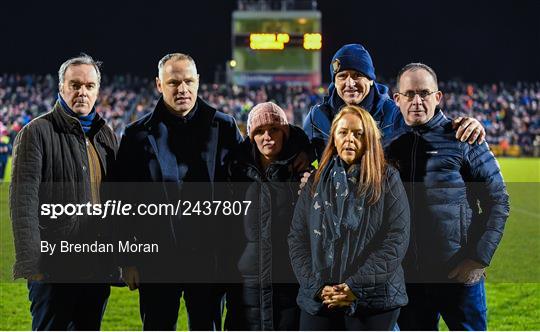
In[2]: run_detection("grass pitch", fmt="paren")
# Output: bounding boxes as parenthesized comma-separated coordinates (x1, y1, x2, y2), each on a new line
(1, 158, 539, 330)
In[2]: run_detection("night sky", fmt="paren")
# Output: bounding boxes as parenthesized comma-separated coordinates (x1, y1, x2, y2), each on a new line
(2, 0, 539, 83)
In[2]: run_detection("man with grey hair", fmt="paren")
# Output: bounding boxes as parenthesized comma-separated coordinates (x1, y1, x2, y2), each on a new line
(10, 53, 118, 330)
(115, 53, 243, 330)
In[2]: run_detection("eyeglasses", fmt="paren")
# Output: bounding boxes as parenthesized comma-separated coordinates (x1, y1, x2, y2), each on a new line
(397, 90, 438, 101)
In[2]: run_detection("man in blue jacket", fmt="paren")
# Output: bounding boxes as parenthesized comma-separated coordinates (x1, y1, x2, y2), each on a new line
(115, 53, 243, 330)
(387, 63, 510, 330)
(303, 44, 485, 157)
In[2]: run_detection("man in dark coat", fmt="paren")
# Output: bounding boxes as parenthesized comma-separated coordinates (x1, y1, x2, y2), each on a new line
(387, 63, 510, 330)
(303, 43, 486, 157)
(9, 54, 118, 330)
(115, 53, 243, 330)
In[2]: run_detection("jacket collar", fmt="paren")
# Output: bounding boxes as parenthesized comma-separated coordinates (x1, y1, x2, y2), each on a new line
(143, 96, 215, 131)
(143, 96, 219, 182)
(242, 125, 308, 164)
(328, 81, 385, 117)
(51, 99, 105, 136)
(411, 108, 447, 133)
(233, 124, 311, 179)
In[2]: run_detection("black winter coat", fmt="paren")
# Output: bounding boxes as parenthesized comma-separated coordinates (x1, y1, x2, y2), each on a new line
(10, 100, 118, 280)
(113, 97, 243, 282)
(288, 164, 410, 316)
(226, 125, 313, 330)
(386, 110, 510, 282)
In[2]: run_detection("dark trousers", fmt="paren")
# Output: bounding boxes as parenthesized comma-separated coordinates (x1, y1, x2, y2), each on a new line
(27, 282, 110, 331)
(397, 281, 487, 331)
(300, 308, 399, 331)
(300, 307, 400, 331)
(138, 283, 223, 331)
(273, 284, 300, 330)
(224, 283, 299, 330)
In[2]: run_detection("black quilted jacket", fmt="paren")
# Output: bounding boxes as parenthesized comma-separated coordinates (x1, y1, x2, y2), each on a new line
(288, 165, 410, 316)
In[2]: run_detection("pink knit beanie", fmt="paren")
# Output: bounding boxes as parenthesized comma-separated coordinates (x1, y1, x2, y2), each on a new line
(247, 102, 289, 139)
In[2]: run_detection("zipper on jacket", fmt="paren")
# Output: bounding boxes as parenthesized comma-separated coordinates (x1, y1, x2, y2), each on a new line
(257, 181, 274, 329)
(410, 131, 420, 274)
(79, 135, 90, 198)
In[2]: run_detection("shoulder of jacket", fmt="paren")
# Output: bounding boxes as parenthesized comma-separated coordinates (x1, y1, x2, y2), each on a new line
(382, 96, 398, 109)
(385, 164, 400, 179)
(31, 110, 55, 126)
(212, 109, 236, 125)
(427, 118, 458, 139)
(380, 98, 400, 117)
(96, 123, 117, 144)
(19, 113, 54, 137)
(312, 102, 332, 116)
(123, 112, 152, 135)
(464, 139, 492, 163)
(98, 121, 115, 135)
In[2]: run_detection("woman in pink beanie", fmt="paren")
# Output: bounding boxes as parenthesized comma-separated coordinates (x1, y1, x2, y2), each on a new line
(246, 102, 291, 169)
(224, 102, 314, 330)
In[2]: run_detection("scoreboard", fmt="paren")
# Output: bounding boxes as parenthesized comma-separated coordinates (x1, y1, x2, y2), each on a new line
(231, 10, 322, 86)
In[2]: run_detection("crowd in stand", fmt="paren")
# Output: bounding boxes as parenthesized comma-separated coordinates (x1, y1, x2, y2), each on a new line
(1, 73, 539, 157)
(438, 81, 540, 156)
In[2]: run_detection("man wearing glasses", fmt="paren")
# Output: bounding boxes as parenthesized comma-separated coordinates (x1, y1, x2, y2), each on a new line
(388, 63, 510, 330)
(303, 44, 485, 158)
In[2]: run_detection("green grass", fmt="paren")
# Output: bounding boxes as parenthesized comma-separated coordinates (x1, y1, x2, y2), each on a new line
(0, 157, 189, 330)
(1, 158, 539, 330)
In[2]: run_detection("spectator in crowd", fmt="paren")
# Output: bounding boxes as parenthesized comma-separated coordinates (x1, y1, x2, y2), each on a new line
(0, 130, 11, 181)
(1, 73, 538, 157)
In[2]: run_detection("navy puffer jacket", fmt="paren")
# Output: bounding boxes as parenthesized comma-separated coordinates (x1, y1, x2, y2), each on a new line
(386, 110, 510, 282)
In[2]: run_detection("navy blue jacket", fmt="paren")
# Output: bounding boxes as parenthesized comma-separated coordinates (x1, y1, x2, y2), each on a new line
(386, 110, 510, 282)
(113, 97, 243, 281)
(289, 166, 410, 315)
(116, 97, 242, 183)
(303, 83, 406, 158)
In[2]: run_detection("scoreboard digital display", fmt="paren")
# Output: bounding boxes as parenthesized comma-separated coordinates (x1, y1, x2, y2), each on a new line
(247, 33, 321, 50)
(231, 10, 322, 86)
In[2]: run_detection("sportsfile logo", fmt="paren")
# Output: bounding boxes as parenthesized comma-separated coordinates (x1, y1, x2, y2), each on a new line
(40, 200, 252, 219)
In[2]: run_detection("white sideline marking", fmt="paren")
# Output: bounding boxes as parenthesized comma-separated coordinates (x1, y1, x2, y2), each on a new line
(512, 207, 540, 219)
